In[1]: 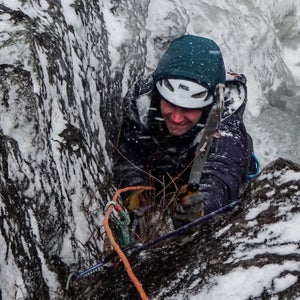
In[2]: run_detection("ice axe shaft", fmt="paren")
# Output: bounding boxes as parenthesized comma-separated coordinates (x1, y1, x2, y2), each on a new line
(188, 83, 225, 192)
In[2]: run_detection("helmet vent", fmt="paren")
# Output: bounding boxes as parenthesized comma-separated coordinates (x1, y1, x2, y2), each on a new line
(163, 79, 174, 92)
(191, 91, 208, 99)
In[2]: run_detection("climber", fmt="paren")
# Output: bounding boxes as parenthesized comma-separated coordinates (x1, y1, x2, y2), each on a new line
(113, 34, 258, 230)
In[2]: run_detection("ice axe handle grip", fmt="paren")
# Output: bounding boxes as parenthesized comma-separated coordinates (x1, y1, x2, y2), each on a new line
(188, 182, 199, 193)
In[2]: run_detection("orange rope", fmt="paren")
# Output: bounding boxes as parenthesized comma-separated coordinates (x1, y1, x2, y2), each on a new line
(104, 186, 154, 300)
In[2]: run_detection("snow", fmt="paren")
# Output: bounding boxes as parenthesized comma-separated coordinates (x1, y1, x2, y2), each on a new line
(102, 1, 131, 70)
(0, 0, 300, 299)
(245, 200, 271, 220)
(0, 234, 26, 299)
(278, 170, 300, 184)
(61, 0, 79, 27)
(273, 273, 298, 293)
(191, 262, 300, 300)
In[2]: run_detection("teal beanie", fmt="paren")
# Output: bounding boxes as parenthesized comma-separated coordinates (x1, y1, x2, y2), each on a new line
(152, 35, 226, 91)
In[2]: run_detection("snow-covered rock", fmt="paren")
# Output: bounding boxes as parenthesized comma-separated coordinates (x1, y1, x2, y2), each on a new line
(0, 0, 300, 298)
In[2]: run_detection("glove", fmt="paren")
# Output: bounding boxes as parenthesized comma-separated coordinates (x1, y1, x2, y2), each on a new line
(172, 184, 205, 228)
(125, 190, 151, 211)
(125, 189, 154, 244)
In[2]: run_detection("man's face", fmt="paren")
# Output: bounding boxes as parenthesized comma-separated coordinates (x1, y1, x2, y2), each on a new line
(160, 99, 203, 136)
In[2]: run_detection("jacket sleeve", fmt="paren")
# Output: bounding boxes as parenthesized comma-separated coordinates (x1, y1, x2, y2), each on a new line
(199, 113, 252, 214)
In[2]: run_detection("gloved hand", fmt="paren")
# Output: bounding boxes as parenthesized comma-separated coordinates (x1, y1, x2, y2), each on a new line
(125, 190, 152, 211)
(125, 189, 155, 244)
(172, 184, 205, 228)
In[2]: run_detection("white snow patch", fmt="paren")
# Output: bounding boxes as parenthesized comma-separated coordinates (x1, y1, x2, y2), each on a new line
(273, 273, 298, 293)
(192, 262, 300, 300)
(245, 200, 271, 220)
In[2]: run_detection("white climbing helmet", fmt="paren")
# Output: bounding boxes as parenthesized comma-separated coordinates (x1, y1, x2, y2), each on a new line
(156, 78, 213, 109)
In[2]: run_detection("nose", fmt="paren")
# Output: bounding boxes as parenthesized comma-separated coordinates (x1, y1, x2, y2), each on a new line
(170, 108, 185, 124)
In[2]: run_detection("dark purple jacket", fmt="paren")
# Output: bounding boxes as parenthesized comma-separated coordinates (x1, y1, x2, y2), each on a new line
(113, 75, 254, 214)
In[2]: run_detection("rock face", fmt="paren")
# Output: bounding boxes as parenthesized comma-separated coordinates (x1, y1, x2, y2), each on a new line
(67, 158, 300, 299)
(0, 1, 300, 299)
(0, 2, 116, 298)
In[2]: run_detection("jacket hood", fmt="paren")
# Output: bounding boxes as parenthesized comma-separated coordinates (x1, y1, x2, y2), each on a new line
(152, 35, 226, 91)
